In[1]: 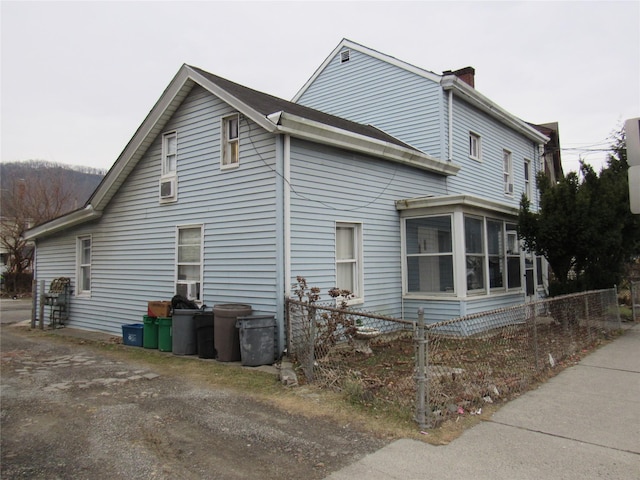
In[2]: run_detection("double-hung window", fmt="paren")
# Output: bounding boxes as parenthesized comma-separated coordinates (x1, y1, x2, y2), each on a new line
(176, 226, 202, 302)
(76, 235, 91, 295)
(405, 216, 454, 293)
(160, 131, 177, 202)
(335, 223, 362, 301)
(503, 150, 513, 195)
(524, 159, 532, 200)
(469, 132, 482, 161)
(222, 114, 239, 168)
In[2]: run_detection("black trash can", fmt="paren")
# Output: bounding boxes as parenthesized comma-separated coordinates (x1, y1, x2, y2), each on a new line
(236, 315, 277, 367)
(195, 311, 215, 359)
(213, 304, 252, 362)
(172, 308, 199, 355)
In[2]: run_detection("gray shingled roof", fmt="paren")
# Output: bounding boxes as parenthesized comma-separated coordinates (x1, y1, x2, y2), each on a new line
(188, 65, 419, 152)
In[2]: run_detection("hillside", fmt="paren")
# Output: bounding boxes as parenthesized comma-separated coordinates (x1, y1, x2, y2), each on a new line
(0, 160, 106, 220)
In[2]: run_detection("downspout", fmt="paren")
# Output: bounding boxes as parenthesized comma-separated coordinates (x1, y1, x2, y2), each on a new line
(448, 89, 453, 162)
(284, 134, 291, 297)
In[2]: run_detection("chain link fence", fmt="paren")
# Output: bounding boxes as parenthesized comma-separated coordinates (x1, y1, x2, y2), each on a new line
(286, 288, 622, 430)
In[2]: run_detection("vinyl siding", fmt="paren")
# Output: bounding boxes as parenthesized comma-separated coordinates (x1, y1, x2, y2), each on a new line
(34, 85, 280, 335)
(288, 138, 448, 319)
(447, 97, 541, 207)
(296, 48, 444, 159)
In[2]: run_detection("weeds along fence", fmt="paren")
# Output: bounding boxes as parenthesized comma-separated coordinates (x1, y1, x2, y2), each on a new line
(286, 288, 621, 430)
(286, 299, 417, 411)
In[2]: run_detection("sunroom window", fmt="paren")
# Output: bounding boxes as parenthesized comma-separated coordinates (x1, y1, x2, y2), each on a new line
(465, 216, 485, 291)
(405, 216, 454, 293)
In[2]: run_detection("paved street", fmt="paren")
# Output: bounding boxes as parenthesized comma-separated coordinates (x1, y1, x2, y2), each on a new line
(0, 298, 33, 325)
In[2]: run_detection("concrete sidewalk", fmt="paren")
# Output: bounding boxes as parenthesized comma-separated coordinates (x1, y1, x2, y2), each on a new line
(325, 324, 640, 480)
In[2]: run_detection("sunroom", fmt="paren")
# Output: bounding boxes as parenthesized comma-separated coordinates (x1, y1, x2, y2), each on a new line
(396, 194, 547, 322)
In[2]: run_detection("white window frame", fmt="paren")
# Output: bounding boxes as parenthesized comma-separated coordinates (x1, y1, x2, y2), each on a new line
(76, 235, 92, 296)
(335, 222, 363, 304)
(469, 132, 482, 161)
(221, 114, 240, 169)
(403, 215, 455, 296)
(524, 158, 532, 200)
(503, 150, 513, 195)
(160, 131, 178, 202)
(175, 225, 203, 304)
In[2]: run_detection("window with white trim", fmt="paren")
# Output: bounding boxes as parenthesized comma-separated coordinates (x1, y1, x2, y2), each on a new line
(405, 216, 454, 293)
(222, 114, 239, 168)
(503, 150, 513, 195)
(76, 235, 91, 295)
(176, 226, 202, 302)
(469, 132, 482, 161)
(487, 219, 504, 289)
(524, 159, 532, 200)
(465, 216, 485, 292)
(506, 223, 521, 288)
(160, 131, 177, 202)
(335, 223, 362, 301)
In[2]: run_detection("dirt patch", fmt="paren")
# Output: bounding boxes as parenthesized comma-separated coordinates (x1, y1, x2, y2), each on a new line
(1, 326, 390, 480)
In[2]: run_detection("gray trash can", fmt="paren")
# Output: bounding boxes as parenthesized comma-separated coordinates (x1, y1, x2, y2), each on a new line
(236, 315, 276, 367)
(172, 308, 199, 355)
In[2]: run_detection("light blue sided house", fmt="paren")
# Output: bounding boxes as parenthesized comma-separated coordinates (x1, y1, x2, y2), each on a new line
(25, 39, 558, 350)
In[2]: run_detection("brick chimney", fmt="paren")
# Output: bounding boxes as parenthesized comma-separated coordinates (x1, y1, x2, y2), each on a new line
(443, 66, 475, 88)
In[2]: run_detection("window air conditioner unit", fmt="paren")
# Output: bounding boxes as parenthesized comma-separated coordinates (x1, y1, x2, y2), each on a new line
(186, 282, 199, 301)
(159, 177, 175, 199)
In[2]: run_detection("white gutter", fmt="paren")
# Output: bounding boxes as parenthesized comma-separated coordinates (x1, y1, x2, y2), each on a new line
(441, 76, 549, 144)
(23, 205, 102, 240)
(284, 134, 292, 297)
(273, 112, 460, 176)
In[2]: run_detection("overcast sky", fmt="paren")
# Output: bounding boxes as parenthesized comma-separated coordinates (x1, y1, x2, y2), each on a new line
(2, 1, 638, 174)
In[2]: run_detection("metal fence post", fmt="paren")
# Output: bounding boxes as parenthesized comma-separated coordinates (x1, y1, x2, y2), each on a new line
(307, 306, 316, 383)
(31, 278, 37, 329)
(415, 307, 428, 430)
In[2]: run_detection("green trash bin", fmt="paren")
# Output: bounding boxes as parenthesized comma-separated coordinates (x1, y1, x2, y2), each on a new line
(158, 317, 173, 352)
(143, 315, 159, 349)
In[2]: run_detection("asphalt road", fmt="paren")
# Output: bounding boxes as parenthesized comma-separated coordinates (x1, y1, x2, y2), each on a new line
(0, 298, 33, 324)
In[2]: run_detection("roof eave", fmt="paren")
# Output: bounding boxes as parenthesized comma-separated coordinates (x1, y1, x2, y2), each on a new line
(441, 76, 550, 144)
(23, 206, 102, 241)
(275, 112, 460, 176)
(395, 194, 519, 216)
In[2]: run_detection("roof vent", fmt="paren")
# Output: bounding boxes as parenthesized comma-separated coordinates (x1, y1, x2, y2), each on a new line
(340, 50, 350, 63)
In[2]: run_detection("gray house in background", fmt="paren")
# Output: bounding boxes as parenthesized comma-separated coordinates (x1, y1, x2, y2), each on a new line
(26, 39, 555, 347)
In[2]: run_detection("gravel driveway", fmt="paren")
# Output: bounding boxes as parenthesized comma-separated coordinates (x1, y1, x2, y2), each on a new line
(1, 324, 388, 479)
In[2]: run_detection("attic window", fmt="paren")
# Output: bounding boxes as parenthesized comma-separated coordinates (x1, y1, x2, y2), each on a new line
(340, 50, 350, 63)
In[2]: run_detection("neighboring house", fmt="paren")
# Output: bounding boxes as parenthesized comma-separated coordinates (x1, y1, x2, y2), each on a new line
(25, 39, 554, 346)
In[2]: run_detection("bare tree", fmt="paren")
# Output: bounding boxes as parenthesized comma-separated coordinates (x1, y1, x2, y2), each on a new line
(1, 168, 74, 277)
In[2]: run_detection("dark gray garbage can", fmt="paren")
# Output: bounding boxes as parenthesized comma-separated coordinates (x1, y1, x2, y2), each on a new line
(172, 308, 199, 355)
(213, 304, 252, 362)
(236, 315, 276, 367)
(195, 311, 215, 359)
